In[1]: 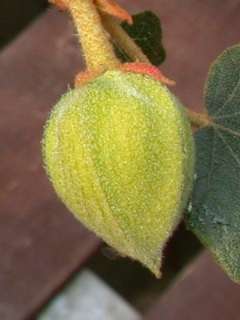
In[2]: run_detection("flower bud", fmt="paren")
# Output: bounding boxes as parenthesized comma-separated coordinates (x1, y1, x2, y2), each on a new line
(42, 70, 195, 277)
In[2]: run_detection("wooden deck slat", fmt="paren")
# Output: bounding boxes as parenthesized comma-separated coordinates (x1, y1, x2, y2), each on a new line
(0, 9, 100, 320)
(144, 252, 240, 320)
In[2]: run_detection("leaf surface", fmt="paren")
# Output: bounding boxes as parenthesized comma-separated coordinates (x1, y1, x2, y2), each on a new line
(186, 44, 240, 282)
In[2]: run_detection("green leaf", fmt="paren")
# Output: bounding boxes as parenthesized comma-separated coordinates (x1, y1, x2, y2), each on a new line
(120, 11, 166, 66)
(186, 44, 240, 282)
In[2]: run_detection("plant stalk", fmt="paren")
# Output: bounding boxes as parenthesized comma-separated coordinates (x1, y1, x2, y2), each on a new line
(186, 109, 212, 129)
(66, 0, 120, 71)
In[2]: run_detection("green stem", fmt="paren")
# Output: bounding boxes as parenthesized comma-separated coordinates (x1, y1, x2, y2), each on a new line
(67, 0, 120, 71)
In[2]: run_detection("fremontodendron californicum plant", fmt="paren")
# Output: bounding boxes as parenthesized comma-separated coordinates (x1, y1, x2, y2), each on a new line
(42, 0, 240, 282)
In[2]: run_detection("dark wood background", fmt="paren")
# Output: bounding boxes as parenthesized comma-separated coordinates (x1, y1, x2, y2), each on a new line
(1, 1, 240, 319)
(0, 0, 47, 48)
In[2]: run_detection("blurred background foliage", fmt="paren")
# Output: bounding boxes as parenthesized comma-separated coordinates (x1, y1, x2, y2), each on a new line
(0, 0, 48, 49)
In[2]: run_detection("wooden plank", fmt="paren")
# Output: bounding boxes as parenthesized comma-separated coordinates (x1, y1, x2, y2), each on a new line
(0, 9, 100, 320)
(0, 0, 47, 48)
(144, 252, 240, 320)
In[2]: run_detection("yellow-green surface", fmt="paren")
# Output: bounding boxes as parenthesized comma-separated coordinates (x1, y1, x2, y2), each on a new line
(42, 70, 195, 276)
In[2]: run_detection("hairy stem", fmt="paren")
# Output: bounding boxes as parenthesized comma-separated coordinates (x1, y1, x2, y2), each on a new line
(67, 0, 120, 71)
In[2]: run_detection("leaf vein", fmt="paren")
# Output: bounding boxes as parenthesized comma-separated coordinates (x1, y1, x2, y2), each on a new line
(214, 111, 240, 120)
(214, 123, 240, 138)
(207, 129, 217, 190)
(216, 129, 240, 168)
(214, 74, 240, 117)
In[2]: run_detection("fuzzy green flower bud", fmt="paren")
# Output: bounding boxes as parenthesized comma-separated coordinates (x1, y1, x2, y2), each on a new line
(42, 70, 195, 277)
